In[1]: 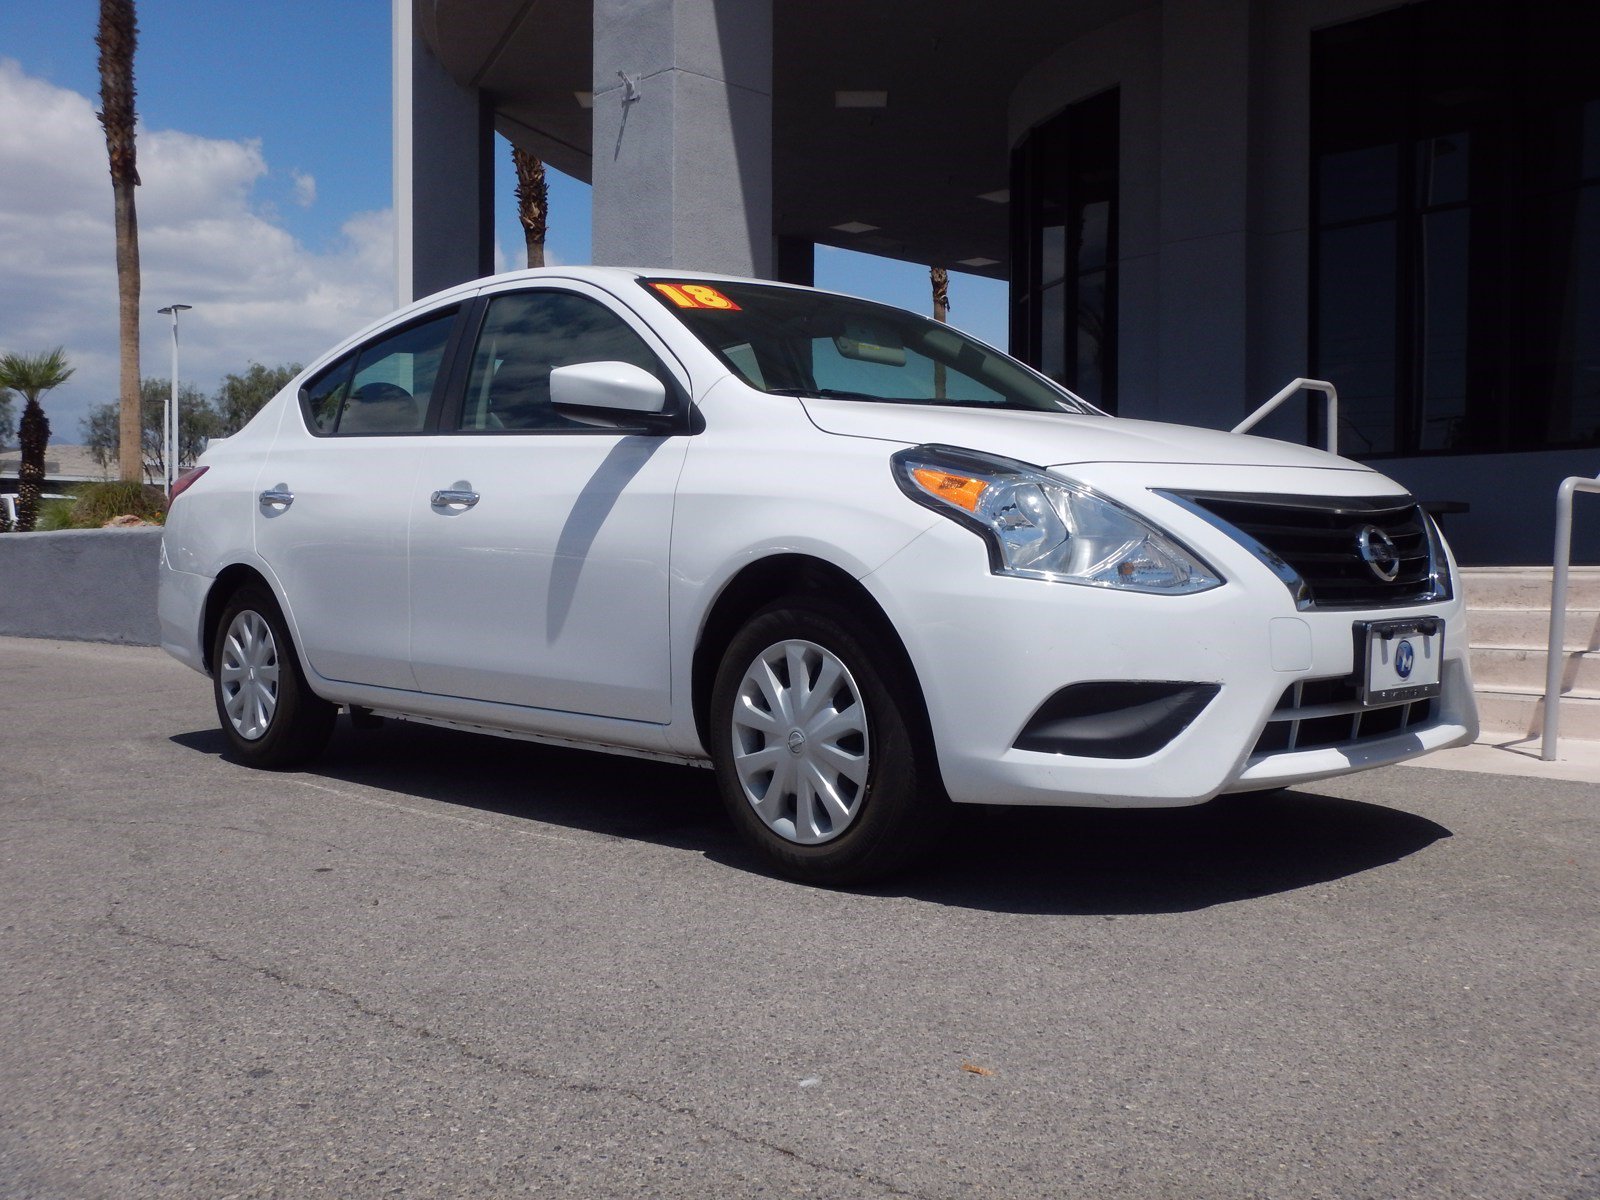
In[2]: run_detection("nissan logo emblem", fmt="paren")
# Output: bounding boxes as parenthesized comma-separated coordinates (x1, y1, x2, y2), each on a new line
(1358, 525, 1401, 582)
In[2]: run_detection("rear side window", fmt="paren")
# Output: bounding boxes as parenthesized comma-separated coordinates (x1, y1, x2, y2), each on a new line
(301, 310, 457, 435)
(302, 358, 352, 433)
(458, 291, 665, 432)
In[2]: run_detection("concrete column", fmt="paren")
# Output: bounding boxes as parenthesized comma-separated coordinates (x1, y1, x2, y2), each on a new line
(393, 0, 493, 306)
(591, 0, 773, 277)
(1155, 0, 1252, 425)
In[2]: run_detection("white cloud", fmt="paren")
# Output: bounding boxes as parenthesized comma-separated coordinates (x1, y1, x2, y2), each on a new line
(494, 236, 565, 273)
(290, 169, 316, 208)
(0, 59, 395, 440)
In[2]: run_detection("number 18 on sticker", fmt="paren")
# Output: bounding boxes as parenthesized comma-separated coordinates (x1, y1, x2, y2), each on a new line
(651, 283, 741, 311)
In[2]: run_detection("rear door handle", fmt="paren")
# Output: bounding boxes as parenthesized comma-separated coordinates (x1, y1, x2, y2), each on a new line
(430, 488, 480, 509)
(259, 486, 294, 509)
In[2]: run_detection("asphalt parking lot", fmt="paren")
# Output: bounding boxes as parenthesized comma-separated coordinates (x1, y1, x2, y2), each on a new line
(2, 635, 1596, 1199)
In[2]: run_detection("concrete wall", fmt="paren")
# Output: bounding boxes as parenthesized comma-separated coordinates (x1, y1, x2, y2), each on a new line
(0, 529, 162, 645)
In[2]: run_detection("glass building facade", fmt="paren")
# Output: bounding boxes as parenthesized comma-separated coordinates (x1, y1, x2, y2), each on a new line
(1010, 89, 1120, 412)
(1311, 0, 1600, 458)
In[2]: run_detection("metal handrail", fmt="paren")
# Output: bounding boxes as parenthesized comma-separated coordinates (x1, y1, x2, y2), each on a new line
(1542, 472, 1600, 760)
(1232, 378, 1340, 454)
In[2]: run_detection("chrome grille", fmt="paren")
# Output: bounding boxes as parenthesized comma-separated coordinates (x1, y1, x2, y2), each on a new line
(1167, 491, 1448, 609)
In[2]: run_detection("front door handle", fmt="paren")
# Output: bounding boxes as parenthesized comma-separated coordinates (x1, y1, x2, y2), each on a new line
(259, 486, 294, 509)
(430, 488, 480, 509)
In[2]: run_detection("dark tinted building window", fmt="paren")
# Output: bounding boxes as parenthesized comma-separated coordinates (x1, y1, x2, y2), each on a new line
(1011, 88, 1119, 412)
(1312, 0, 1600, 456)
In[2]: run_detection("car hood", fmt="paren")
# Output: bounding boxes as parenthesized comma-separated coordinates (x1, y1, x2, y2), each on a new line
(798, 397, 1371, 474)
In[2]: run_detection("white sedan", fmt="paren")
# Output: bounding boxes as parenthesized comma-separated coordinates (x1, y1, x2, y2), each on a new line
(159, 268, 1477, 883)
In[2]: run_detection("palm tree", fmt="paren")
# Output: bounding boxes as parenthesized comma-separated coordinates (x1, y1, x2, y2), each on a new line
(930, 266, 950, 399)
(97, 0, 143, 484)
(0, 348, 75, 533)
(512, 146, 548, 268)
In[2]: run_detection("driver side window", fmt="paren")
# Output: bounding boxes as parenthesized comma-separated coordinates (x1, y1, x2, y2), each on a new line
(459, 291, 666, 432)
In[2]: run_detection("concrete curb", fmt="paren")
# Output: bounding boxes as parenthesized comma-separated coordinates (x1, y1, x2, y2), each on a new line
(0, 528, 163, 645)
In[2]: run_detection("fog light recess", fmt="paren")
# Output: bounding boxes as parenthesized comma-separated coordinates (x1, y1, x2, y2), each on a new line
(1013, 682, 1220, 759)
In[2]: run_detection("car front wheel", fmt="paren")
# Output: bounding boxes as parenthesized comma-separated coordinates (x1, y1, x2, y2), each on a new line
(709, 597, 948, 884)
(212, 584, 336, 768)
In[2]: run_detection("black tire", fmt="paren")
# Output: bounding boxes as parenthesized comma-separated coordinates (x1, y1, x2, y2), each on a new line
(709, 596, 950, 885)
(211, 583, 336, 768)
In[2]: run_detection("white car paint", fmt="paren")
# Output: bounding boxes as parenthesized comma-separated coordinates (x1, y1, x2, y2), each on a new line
(159, 266, 1477, 827)
(253, 434, 423, 691)
(406, 431, 688, 720)
(796, 396, 1366, 472)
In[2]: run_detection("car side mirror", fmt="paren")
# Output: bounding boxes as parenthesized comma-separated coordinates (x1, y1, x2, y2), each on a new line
(550, 361, 669, 430)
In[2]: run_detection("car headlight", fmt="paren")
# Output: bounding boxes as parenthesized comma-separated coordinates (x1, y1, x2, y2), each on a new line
(891, 445, 1223, 594)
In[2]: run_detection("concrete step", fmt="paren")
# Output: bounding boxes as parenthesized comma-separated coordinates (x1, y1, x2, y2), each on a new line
(1476, 688, 1600, 741)
(1458, 567, 1600, 750)
(1469, 646, 1600, 691)
(1465, 608, 1600, 651)
(1459, 566, 1600, 609)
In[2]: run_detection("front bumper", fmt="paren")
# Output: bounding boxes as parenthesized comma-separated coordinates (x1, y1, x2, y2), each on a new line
(861, 515, 1476, 809)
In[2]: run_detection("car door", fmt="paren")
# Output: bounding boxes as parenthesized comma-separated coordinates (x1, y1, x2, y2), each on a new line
(406, 283, 690, 722)
(253, 307, 459, 690)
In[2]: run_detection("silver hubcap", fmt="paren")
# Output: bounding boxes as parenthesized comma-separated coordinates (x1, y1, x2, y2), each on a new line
(219, 610, 280, 741)
(731, 639, 870, 845)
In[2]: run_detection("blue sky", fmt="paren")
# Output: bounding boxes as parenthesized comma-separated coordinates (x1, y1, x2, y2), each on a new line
(3, 1, 393, 253)
(0, 1, 1008, 438)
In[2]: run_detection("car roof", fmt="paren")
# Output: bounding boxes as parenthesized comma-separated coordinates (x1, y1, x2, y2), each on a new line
(409, 265, 850, 311)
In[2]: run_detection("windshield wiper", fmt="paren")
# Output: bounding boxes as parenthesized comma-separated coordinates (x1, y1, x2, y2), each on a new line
(769, 387, 899, 401)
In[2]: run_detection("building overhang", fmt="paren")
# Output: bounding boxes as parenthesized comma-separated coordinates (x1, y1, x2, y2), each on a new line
(416, 0, 1143, 278)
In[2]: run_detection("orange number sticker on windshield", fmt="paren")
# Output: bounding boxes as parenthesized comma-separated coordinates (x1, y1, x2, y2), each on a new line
(651, 283, 741, 311)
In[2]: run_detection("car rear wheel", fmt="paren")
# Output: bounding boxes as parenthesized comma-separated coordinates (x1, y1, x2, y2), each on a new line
(212, 584, 336, 768)
(709, 597, 949, 884)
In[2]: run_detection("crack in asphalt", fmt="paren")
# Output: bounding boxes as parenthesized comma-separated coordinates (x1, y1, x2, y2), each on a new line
(101, 902, 932, 1200)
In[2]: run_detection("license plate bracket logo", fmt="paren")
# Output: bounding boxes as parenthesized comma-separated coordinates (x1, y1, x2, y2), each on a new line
(1356, 618, 1443, 706)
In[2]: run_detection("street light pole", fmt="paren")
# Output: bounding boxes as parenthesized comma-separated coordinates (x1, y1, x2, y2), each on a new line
(157, 304, 192, 495)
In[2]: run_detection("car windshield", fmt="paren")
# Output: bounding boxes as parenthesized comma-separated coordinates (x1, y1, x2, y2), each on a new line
(640, 279, 1096, 414)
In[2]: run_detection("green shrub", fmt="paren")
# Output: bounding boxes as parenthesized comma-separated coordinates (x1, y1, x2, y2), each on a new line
(68, 481, 167, 527)
(34, 497, 82, 531)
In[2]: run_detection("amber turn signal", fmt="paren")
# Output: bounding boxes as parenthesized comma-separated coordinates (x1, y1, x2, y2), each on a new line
(911, 467, 988, 512)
